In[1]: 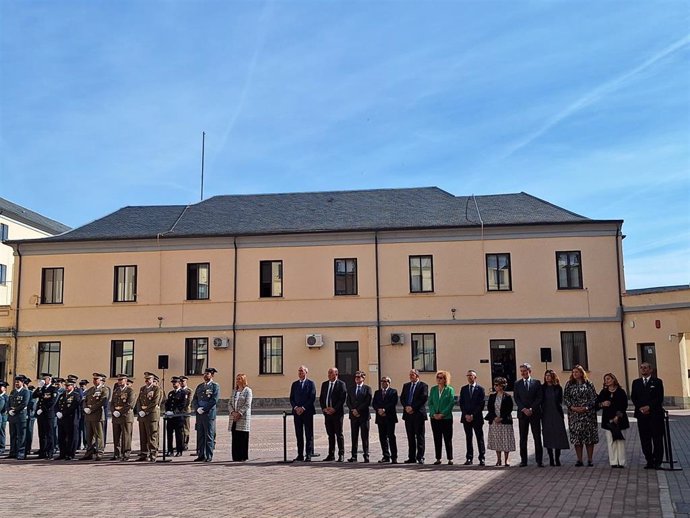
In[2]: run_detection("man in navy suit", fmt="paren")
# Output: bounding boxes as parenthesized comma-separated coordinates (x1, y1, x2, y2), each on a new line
(372, 376, 398, 463)
(400, 369, 428, 464)
(290, 365, 316, 462)
(346, 371, 372, 463)
(514, 362, 544, 467)
(319, 367, 347, 462)
(459, 370, 486, 466)
(631, 363, 665, 469)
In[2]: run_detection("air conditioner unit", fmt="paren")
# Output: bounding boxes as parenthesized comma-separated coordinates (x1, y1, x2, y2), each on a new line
(306, 334, 323, 348)
(212, 337, 230, 349)
(390, 332, 405, 345)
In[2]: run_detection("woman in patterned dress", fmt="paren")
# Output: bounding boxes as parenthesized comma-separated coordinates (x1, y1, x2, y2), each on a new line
(485, 377, 515, 467)
(563, 365, 599, 466)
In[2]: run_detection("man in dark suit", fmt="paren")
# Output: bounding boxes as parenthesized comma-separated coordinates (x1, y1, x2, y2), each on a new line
(290, 365, 316, 462)
(319, 367, 347, 462)
(459, 369, 486, 466)
(372, 376, 398, 463)
(400, 369, 428, 464)
(514, 362, 544, 467)
(346, 370, 372, 463)
(631, 362, 665, 469)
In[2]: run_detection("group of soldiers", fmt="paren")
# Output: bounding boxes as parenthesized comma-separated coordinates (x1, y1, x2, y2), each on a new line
(0, 367, 220, 462)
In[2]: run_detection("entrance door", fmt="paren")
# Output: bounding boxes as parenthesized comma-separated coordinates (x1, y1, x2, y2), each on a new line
(639, 343, 657, 375)
(335, 341, 359, 390)
(490, 339, 517, 391)
(0, 344, 6, 382)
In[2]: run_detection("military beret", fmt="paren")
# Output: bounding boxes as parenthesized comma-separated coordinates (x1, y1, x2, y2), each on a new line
(204, 368, 218, 374)
(40, 372, 53, 378)
(0, 381, 8, 387)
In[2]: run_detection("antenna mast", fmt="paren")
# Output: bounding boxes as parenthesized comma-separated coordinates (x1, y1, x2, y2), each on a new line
(200, 131, 206, 201)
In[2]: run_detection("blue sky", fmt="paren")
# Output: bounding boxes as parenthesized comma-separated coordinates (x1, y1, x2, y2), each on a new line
(1, 1, 688, 289)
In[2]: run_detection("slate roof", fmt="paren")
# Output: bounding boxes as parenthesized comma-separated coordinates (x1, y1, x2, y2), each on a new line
(17, 187, 617, 244)
(0, 197, 71, 235)
(625, 285, 690, 296)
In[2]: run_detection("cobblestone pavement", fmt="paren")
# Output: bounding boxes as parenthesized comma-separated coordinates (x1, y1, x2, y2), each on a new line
(1, 411, 688, 517)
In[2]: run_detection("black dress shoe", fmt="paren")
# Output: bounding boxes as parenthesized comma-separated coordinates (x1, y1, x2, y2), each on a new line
(538, 463, 545, 467)
(464, 459, 473, 465)
(109, 456, 119, 461)
(348, 457, 357, 463)
(322, 456, 335, 462)
(433, 460, 442, 465)
(417, 459, 424, 465)
(337, 455, 344, 462)
(293, 456, 304, 462)
(135, 457, 148, 462)
(378, 458, 391, 463)
(575, 461, 584, 467)
(193, 457, 205, 462)
(305, 456, 311, 462)
(519, 462, 528, 467)
(391, 459, 398, 464)
(404, 459, 416, 464)
(479, 460, 485, 466)
(363, 457, 369, 463)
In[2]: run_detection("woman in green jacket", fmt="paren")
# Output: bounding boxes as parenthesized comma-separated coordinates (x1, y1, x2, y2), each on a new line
(428, 370, 455, 465)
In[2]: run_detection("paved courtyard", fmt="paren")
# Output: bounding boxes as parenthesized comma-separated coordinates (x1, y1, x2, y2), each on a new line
(2, 410, 689, 517)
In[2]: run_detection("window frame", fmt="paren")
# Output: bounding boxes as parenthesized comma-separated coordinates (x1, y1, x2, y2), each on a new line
(260, 260, 283, 298)
(556, 251, 583, 290)
(409, 255, 434, 293)
(0, 223, 8, 242)
(110, 339, 135, 377)
(411, 332, 437, 372)
(561, 331, 589, 371)
(37, 341, 60, 378)
(41, 267, 64, 304)
(186, 263, 210, 301)
(486, 253, 512, 292)
(113, 265, 138, 302)
(334, 258, 358, 296)
(185, 337, 209, 376)
(0, 264, 6, 285)
(259, 335, 283, 375)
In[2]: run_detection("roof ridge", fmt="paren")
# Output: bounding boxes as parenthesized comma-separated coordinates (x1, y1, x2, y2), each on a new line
(203, 186, 449, 201)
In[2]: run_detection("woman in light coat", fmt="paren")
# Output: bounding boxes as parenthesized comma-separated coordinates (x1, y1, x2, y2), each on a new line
(228, 373, 253, 461)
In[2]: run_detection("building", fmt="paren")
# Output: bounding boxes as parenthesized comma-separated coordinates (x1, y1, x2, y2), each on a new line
(5, 187, 628, 403)
(0, 197, 70, 381)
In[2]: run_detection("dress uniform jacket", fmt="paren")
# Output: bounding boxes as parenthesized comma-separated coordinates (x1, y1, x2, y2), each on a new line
(56, 388, 82, 458)
(110, 384, 136, 459)
(8, 386, 30, 459)
(0, 391, 8, 453)
(137, 384, 162, 460)
(192, 380, 220, 461)
(35, 383, 59, 457)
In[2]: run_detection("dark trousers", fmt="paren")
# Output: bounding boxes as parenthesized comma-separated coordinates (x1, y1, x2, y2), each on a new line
(166, 417, 184, 454)
(0, 416, 6, 452)
(183, 416, 190, 450)
(518, 414, 543, 464)
(377, 419, 398, 460)
(37, 414, 56, 457)
(58, 418, 78, 458)
(195, 415, 216, 460)
(462, 419, 486, 461)
(293, 413, 314, 458)
(431, 418, 453, 460)
(231, 422, 249, 461)
(9, 419, 27, 458)
(404, 413, 426, 461)
(324, 414, 344, 457)
(350, 419, 370, 458)
(25, 417, 35, 453)
(638, 415, 664, 465)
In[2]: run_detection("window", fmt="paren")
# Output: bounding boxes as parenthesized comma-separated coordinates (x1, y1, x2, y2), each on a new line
(41, 267, 64, 304)
(37, 341, 60, 378)
(260, 260, 283, 297)
(0, 223, 8, 241)
(0, 264, 6, 285)
(111, 340, 134, 377)
(557, 251, 583, 289)
(259, 336, 283, 374)
(187, 263, 210, 300)
(334, 258, 357, 295)
(411, 333, 436, 372)
(114, 265, 137, 302)
(486, 253, 511, 291)
(185, 338, 208, 375)
(409, 255, 433, 293)
(561, 331, 588, 371)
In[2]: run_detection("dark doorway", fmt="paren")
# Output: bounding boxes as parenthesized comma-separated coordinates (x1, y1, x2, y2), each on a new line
(335, 341, 359, 390)
(0, 344, 6, 382)
(639, 343, 657, 375)
(490, 340, 517, 391)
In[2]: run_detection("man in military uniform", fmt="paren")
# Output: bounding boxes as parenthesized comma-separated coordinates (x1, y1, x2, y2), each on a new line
(179, 375, 192, 451)
(77, 379, 88, 450)
(136, 372, 163, 462)
(110, 373, 136, 461)
(34, 372, 59, 459)
(65, 375, 82, 455)
(24, 379, 37, 455)
(0, 381, 8, 455)
(164, 376, 186, 456)
(8, 375, 31, 460)
(56, 379, 82, 460)
(52, 377, 65, 457)
(192, 367, 220, 462)
(81, 372, 110, 461)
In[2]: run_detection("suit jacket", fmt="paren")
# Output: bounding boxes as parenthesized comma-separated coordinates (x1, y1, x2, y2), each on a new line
(192, 381, 220, 419)
(513, 378, 543, 417)
(82, 384, 111, 422)
(596, 387, 630, 431)
(319, 378, 347, 416)
(137, 384, 162, 422)
(228, 386, 252, 432)
(290, 378, 316, 416)
(428, 384, 456, 420)
(34, 384, 59, 417)
(110, 385, 136, 423)
(372, 387, 399, 425)
(56, 389, 82, 423)
(459, 384, 486, 423)
(347, 384, 372, 422)
(484, 392, 513, 425)
(400, 381, 428, 421)
(630, 377, 664, 419)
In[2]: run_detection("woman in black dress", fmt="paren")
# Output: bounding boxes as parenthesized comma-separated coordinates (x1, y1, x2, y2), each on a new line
(596, 373, 629, 468)
(541, 370, 569, 466)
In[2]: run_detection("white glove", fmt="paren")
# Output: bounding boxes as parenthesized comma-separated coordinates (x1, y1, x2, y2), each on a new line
(196, 408, 204, 414)
(138, 410, 146, 418)
(36, 408, 43, 416)
(165, 410, 173, 416)
(83, 407, 92, 414)
(9, 409, 15, 416)
(113, 411, 121, 418)
(38, 380, 46, 388)
(56, 412, 63, 419)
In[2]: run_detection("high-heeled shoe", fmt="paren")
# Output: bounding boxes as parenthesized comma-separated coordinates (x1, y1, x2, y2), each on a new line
(495, 460, 502, 466)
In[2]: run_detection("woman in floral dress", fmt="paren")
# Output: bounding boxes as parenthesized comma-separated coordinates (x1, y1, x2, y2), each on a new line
(563, 365, 599, 466)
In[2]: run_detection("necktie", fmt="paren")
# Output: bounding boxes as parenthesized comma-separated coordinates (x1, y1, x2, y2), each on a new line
(300, 380, 304, 390)
(469, 385, 474, 398)
(408, 383, 416, 404)
(383, 389, 386, 398)
(356, 385, 360, 397)
(644, 378, 648, 387)
(326, 382, 333, 407)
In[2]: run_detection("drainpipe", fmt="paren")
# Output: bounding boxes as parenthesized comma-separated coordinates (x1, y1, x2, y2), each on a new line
(12, 244, 22, 378)
(232, 237, 238, 384)
(615, 224, 630, 391)
(375, 232, 381, 376)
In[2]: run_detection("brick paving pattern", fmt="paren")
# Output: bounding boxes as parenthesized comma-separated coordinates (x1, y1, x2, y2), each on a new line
(1, 410, 688, 517)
